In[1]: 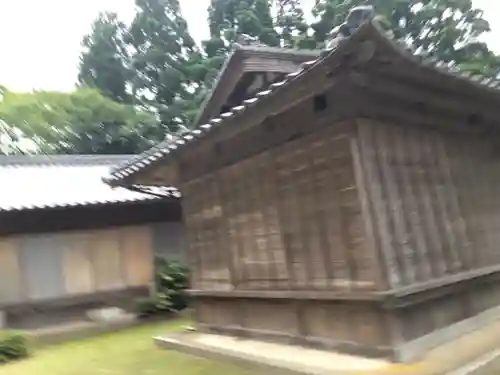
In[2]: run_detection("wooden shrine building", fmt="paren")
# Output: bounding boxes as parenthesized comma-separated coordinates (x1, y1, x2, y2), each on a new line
(105, 11, 500, 362)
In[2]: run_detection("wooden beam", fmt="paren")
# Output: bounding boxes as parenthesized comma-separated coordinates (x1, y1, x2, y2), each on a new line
(351, 68, 500, 128)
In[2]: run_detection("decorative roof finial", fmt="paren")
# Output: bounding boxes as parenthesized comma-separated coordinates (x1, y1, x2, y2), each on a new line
(324, 5, 377, 50)
(233, 34, 266, 49)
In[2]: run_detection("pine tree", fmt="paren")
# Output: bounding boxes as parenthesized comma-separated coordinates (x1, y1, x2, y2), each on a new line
(275, 0, 316, 49)
(206, 0, 279, 50)
(128, 0, 202, 133)
(78, 12, 132, 103)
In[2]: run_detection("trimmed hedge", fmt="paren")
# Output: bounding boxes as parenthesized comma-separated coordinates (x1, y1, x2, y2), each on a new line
(0, 331, 30, 364)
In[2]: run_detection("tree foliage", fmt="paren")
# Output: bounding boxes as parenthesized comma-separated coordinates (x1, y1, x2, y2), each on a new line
(311, 0, 500, 75)
(199, 0, 313, 107)
(78, 12, 132, 103)
(275, 0, 315, 49)
(4, 0, 499, 155)
(128, 0, 203, 132)
(135, 257, 189, 318)
(206, 0, 279, 49)
(0, 87, 157, 154)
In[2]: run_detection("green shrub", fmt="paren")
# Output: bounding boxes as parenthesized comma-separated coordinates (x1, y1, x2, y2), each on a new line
(0, 331, 30, 364)
(136, 257, 189, 318)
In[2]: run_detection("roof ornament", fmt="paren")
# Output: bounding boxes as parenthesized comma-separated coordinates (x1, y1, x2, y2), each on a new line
(324, 5, 389, 51)
(233, 34, 266, 48)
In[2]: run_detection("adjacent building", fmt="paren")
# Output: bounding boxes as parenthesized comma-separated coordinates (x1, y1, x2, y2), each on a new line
(0, 155, 184, 329)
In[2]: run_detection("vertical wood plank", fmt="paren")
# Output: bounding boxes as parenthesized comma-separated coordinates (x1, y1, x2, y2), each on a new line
(182, 183, 201, 289)
(407, 127, 446, 278)
(63, 232, 94, 295)
(339, 130, 373, 289)
(294, 144, 314, 288)
(375, 122, 414, 285)
(325, 132, 352, 289)
(89, 228, 123, 291)
(350, 127, 384, 290)
(19, 234, 65, 301)
(308, 132, 333, 288)
(233, 162, 251, 288)
(256, 151, 281, 288)
(478, 142, 497, 266)
(192, 181, 205, 289)
(487, 149, 500, 264)
(241, 159, 259, 288)
(286, 145, 308, 288)
(308, 144, 329, 288)
(357, 119, 400, 288)
(218, 166, 240, 288)
(121, 226, 154, 287)
(272, 146, 296, 289)
(277, 141, 307, 288)
(422, 130, 461, 274)
(0, 237, 22, 303)
(211, 171, 232, 289)
(247, 156, 267, 288)
(434, 133, 472, 271)
(450, 139, 479, 269)
(393, 126, 432, 281)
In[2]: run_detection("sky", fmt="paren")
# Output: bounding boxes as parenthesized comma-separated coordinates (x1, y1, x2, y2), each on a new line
(0, 0, 498, 93)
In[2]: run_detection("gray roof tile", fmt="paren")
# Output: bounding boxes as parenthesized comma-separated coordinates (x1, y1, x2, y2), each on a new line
(0, 155, 178, 212)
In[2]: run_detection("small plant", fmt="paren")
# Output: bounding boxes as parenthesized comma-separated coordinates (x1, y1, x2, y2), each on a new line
(0, 331, 30, 364)
(136, 257, 189, 318)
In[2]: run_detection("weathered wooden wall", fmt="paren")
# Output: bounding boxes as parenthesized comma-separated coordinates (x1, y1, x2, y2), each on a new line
(151, 222, 185, 261)
(194, 297, 390, 356)
(183, 115, 380, 292)
(182, 106, 500, 357)
(0, 222, 185, 307)
(356, 118, 500, 343)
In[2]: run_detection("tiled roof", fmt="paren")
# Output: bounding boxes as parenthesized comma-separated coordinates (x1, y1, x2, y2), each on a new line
(105, 20, 500, 186)
(0, 154, 179, 213)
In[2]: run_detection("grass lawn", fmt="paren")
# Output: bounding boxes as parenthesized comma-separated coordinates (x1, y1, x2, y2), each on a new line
(1, 320, 255, 375)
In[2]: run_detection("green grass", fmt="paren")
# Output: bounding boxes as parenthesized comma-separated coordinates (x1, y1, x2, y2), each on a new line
(0, 320, 255, 375)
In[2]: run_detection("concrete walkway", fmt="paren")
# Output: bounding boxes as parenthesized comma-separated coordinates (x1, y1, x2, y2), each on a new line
(155, 317, 500, 375)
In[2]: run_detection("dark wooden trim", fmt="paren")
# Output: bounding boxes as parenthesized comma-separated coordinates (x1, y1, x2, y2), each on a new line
(351, 70, 500, 134)
(0, 200, 181, 236)
(2, 286, 149, 312)
(189, 289, 385, 301)
(365, 57, 500, 111)
(190, 263, 500, 309)
(385, 264, 500, 308)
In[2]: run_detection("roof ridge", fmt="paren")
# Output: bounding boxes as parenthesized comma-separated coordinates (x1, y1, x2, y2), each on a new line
(0, 154, 136, 167)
